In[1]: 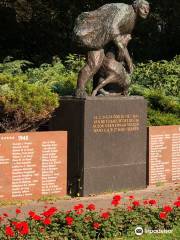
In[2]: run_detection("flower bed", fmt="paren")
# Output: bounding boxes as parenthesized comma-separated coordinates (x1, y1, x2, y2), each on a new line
(0, 195, 179, 239)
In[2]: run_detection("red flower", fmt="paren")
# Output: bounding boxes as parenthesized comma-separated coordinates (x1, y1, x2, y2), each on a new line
(129, 195, 134, 199)
(132, 201, 140, 207)
(93, 222, 100, 230)
(28, 211, 41, 220)
(76, 209, 84, 215)
(5, 226, 14, 237)
(163, 205, 172, 213)
(143, 200, 148, 205)
(65, 216, 74, 226)
(111, 195, 121, 206)
(74, 203, 84, 210)
(16, 209, 21, 214)
(12, 222, 18, 227)
(3, 213, 8, 217)
(87, 204, 96, 211)
(28, 211, 36, 218)
(101, 212, 110, 220)
(20, 222, 29, 235)
(113, 195, 121, 201)
(74, 205, 78, 210)
(127, 206, 133, 211)
(149, 199, 157, 205)
(111, 199, 120, 206)
(159, 212, 167, 219)
(42, 207, 57, 217)
(74, 204, 84, 214)
(43, 218, 51, 225)
(174, 201, 180, 207)
(177, 197, 180, 201)
(33, 215, 41, 221)
(12, 221, 24, 231)
(13, 222, 29, 235)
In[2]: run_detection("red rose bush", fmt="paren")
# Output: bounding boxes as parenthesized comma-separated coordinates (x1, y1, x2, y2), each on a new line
(0, 195, 179, 239)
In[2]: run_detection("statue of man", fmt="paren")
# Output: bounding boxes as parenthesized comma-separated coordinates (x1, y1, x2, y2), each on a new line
(73, 0, 150, 97)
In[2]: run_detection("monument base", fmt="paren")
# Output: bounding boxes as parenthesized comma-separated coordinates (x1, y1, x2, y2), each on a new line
(49, 96, 147, 196)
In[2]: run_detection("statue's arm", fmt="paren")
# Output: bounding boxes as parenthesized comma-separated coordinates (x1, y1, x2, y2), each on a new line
(113, 35, 133, 74)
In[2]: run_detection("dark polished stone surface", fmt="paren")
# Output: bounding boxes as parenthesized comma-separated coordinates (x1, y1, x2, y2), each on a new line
(49, 96, 147, 196)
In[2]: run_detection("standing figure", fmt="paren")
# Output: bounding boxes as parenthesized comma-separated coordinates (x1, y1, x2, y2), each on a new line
(73, 0, 150, 97)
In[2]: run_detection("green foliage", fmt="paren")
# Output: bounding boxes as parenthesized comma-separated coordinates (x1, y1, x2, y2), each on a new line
(0, 71, 59, 132)
(27, 54, 86, 95)
(132, 57, 180, 97)
(1, 54, 179, 129)
(0, 58, 32, 75)
(147, 109, 180, 126)
(130, 56, 180, 126)
(0, 54, 87, 132)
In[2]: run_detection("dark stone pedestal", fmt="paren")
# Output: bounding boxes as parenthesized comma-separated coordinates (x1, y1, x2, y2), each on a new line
(49, 96, 147, 196)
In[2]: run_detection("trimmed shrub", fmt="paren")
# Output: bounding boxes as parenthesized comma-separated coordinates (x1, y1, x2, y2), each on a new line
(132, 56, 180, 97)
(0, 72, 59, 132)
(27, 54, 86, 95)
(130, 56, 180, 126)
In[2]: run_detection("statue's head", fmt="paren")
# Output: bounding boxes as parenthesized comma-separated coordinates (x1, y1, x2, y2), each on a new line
(133, 0, 150, 19)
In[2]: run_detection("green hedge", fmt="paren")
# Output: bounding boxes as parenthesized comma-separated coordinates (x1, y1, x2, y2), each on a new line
(130, 56, 180, 126)
(132, 56, 180, 97)
(0, 60, 59, 132)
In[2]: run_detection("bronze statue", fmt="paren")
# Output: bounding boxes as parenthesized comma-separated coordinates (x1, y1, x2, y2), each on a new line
(92, 34, 132, 96)
(73, 0, 150, 97)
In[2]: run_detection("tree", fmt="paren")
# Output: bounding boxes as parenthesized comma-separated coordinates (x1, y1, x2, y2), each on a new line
(0, 0, 179, 63)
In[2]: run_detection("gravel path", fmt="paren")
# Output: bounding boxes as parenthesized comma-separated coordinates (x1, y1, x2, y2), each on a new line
(0, 183, 179, 219)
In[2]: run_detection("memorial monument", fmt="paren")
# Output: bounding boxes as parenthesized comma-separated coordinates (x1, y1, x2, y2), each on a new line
(74, 0, 150, 97)
(50, 0, 150, 196)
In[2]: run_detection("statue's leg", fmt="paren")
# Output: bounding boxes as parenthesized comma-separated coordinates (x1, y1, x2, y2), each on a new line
(75, 49, 104, 97)
(92, 74, 117, 96)
(98, 80, 110, 95)
(92, 77, 110, 96)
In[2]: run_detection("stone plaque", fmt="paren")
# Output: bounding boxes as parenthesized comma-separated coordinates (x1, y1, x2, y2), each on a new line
(149, 125, 180, 185)
(0, 131, 67, 200)
(49, 96, 147, 196)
